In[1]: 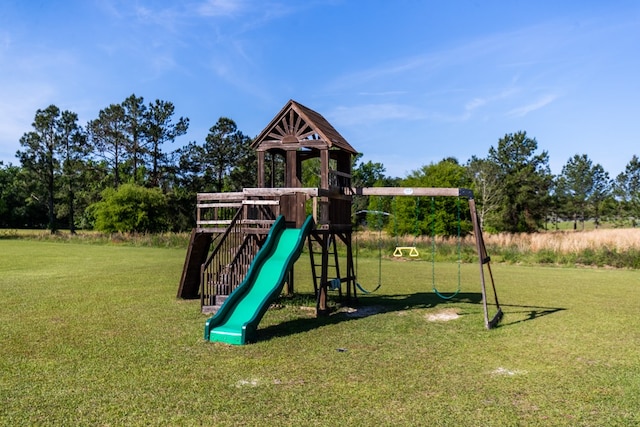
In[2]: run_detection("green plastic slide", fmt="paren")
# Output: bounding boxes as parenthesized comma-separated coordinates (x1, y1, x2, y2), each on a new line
(204, 215, 314, 345)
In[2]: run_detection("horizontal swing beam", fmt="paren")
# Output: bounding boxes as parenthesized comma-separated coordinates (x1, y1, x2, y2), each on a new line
(353, 187, 474, 198)
(197, 187, 475, 203)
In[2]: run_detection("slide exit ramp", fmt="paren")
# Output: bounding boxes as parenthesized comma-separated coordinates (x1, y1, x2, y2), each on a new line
(204, 215, 314, 345)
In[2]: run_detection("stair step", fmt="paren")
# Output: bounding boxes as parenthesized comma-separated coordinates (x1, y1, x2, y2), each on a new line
(201, 295, 230, 314)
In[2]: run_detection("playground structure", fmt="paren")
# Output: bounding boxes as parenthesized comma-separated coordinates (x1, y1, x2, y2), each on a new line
(177, 100, 502, 342)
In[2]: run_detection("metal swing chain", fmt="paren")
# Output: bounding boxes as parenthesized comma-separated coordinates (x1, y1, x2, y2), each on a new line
(432, 196, 462, 300)
(356, 196, 384, 294)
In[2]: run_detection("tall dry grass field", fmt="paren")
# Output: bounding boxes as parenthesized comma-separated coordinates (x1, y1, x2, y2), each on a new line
(483, 228, 640, 253)
(354, 227, 640, 268)
(5, 227, 639, 256)
(357, 228, 640, 253)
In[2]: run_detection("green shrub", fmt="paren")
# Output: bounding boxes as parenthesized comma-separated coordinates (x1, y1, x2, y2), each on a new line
(535, 249, 556, 264)
(499, 245, 522, 264)
(89, 184, 169, 233)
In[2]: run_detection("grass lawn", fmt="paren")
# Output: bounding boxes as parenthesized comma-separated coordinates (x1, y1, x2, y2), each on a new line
(1, 240, 639, 426)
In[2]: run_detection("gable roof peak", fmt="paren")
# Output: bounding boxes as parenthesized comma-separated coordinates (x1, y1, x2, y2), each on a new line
(252, 99, 357, 154)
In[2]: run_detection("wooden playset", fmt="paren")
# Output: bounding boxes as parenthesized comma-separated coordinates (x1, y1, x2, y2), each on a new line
(177, 100, 502, 340)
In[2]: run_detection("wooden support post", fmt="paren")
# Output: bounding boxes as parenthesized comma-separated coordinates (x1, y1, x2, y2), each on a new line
(312, 196, 318, 224)
(308, 233, 319, 296)
(320, 149, 329, 189)
(286, 150, 300, 187)
(285, 267, 294, 296)
(341, 232, 356, 302)
(296, 152, 303, 189)
(331, 234, 342, 298)
(257, 151, 265, 188)
(469, 197, 503, 329)
(270, 154, 276, 188)
(317, 233, 330, 316)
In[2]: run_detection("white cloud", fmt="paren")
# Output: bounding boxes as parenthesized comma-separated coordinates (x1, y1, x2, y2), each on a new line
(0, 82, 58, 163)
(329, 103, 430, 126)
(358, 91, 408, 97)
(463, 87, 520, 117)
(507, 94, 558, 117)
(196, 0, 247, 17)
(465, 97, 487, 111)
(326, 56, 433, 93)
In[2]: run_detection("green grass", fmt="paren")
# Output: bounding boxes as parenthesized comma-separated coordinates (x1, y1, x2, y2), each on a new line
(1, 240, 640, 426)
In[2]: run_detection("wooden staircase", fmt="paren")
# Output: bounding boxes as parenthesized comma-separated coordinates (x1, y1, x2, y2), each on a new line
(201, 232, 263, 313)
(177, 192, 278, 313)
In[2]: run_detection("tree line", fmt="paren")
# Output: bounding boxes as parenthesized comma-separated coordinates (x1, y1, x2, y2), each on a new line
(1, 97, 640, 234)
(356, 131, 640, 235)
(1, 95, 254, 233)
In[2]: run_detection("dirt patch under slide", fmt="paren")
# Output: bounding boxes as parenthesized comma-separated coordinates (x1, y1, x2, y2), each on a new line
(425, 309, 460, 322)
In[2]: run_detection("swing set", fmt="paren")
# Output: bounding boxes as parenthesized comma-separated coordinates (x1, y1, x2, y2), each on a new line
(353, 187, 502, 329)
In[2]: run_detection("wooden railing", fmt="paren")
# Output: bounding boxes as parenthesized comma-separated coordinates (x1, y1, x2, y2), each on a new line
(200, 207, 244, 307)
(196, 192, 244, 232)
(329, 169, 351, 189)
(198, 194, 280, 309)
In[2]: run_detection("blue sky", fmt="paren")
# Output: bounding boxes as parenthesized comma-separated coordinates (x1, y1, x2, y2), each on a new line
(1, 0, 638, 178)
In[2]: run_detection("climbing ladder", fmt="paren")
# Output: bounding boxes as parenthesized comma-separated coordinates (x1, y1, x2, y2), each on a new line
(306, 230, 357, 314)
(308, 231, 342, 297)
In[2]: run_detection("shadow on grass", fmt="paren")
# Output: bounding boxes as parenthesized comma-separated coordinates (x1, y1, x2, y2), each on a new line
(258, 292, 567, 342)
(497, 303, 567, 326)
(259, 292, 465, 342)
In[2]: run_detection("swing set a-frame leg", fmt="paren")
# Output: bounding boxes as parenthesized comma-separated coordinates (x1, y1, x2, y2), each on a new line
(469, 197, 503, 329)
(482, 262, 503, 329)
